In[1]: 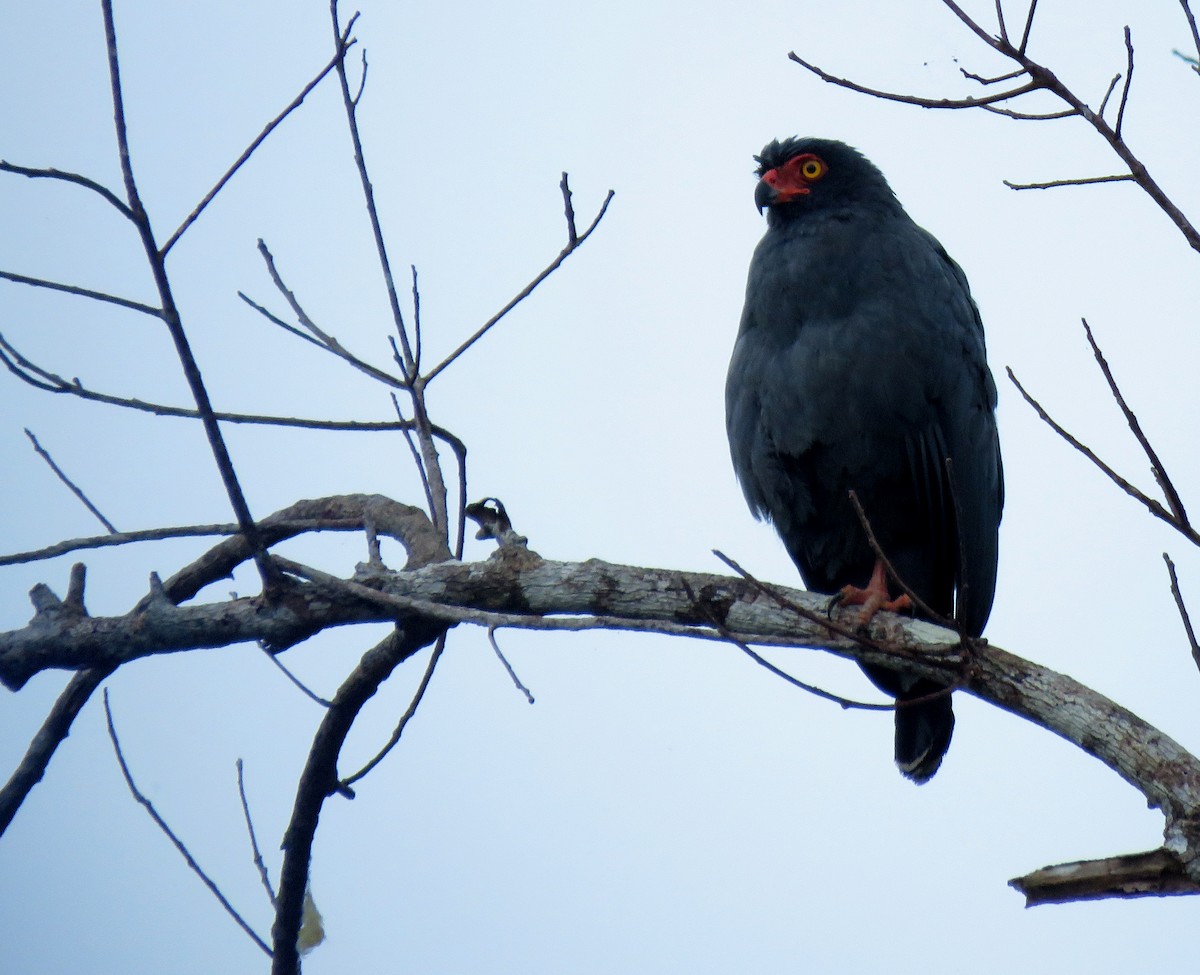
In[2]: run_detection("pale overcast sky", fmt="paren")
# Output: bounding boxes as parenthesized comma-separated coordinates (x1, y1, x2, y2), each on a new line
(3, 1, 1200, 972)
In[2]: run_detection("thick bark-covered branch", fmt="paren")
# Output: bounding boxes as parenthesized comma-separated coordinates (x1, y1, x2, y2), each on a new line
(1011, 849, 1200, 906)
(4, 494, 1200, 903)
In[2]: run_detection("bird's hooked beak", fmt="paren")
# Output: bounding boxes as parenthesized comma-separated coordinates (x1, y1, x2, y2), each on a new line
(754, 178, 776, 214)
(754, 169, 809, 213)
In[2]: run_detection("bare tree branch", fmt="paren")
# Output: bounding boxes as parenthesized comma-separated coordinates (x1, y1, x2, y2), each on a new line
(0, 267, 160, 316)
(0, 329, 465, 446)
(101, 0, 277, 589)
(1164, 553, 1200, 678)
(1003, 174, 1134, 190)
(0, 665, 112, 835)
(255, 239, 405, 388)
(487, 626, 535, 704)
(339, 632, 446, 789)
(420, 175, 616, 385)
(259, 644, 333, 708)
(0, 160, 135, 219)
(1006, 367, 1200, 547)
(24, 429, 118, 533)
(1080, 318, 1189, 528)
(1017, 0, 1039, 54)
(236, 758, 277, 905)
(161, 31, 355, 256)
(787, 2, 1200, 251)
(1115, 26, 1135, 139)
(1012, 848, 1199, 905)
(271, 621, 445, 973)
(7, 531, 1200, 904)
(787, 51, 1036, 109)
(1183, 0, 1200, 66)
(104, 691, 272, 956)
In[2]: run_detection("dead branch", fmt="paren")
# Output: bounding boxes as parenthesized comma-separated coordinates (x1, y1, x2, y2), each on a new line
(105, 691, 272, 956)
(1011, 849, 1199, 906)
(788, 0, 1200, 252)
(5, 520, 1200, 902)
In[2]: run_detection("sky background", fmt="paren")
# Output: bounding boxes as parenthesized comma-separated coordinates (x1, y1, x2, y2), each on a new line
(2, 0, 1200, 972)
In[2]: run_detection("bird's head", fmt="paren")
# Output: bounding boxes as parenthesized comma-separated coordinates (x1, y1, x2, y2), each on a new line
(752, 137, 897, 221)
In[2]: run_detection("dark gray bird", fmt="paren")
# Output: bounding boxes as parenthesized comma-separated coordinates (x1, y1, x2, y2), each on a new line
(725, 137, 1003, 783)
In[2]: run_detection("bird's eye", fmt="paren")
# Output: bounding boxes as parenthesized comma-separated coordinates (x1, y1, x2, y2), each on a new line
(800, 158, 826, 181)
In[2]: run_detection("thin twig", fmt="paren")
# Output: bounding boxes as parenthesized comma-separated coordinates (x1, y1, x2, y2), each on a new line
(24, 429, 118, 533)
(421, 178, 615, 384)
(994, 0, 1009, 42)
(161, 35, 354, 256)
(1081, 319, 1189, 527)
(1018, 0, 1039, 54)
(238, 292, 327, 350)
(1003, 174, 1135, 190)
(0, 267, 160, 316)
(789, 1, 1200, 252)
(712, 552, 896, 652)
(236, 759, 277, 905)
(959, 66, 1027, 85)
(0, 328, 465, 442)
(340, 633, 446, 788)
(392, 393, 437, 522)
(710, 551, 964, 694)
(410, 265, 422, 375)
(487, 627, 534, 703)
(788, 51, 1037, 109)
(1115, 27, 1135, 139)
(104, 691, 271, 956)
(680, 578, 893, 711)
(1097, 73, 1122, 119)
(982, 105, 1077, 120)
(847, 490, 957, 630)
(1006, 367, 1200, 546)
(941, 0, 1007, 48)
(329, 6, 412, 376)
(272, 620, 442, 973)
(1163, 554, 1200, 678)
(259, 644, 333, 707)
(255, 240, 405, 388)
(0, 161, 134, 219)
(1182, 0, 1200, 66)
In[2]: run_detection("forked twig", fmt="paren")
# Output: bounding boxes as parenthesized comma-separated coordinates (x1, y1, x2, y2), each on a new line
(1080, 319, 1189, 528)
(339, 633, 447, 789)
(104, 691, 271, 956)
(420, 175, 615, 385)
(1006, 367, 1200, 546)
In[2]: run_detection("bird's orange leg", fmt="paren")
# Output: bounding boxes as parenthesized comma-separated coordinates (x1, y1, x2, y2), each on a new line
(836, 559, 912, 627)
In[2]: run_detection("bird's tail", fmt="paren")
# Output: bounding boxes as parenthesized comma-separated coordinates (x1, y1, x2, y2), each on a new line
(893, 684, 955, 784)
(860, 664, 955, 783)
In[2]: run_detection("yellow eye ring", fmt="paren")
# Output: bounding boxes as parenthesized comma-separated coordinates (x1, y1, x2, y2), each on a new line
(800, 159, 825, 180)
